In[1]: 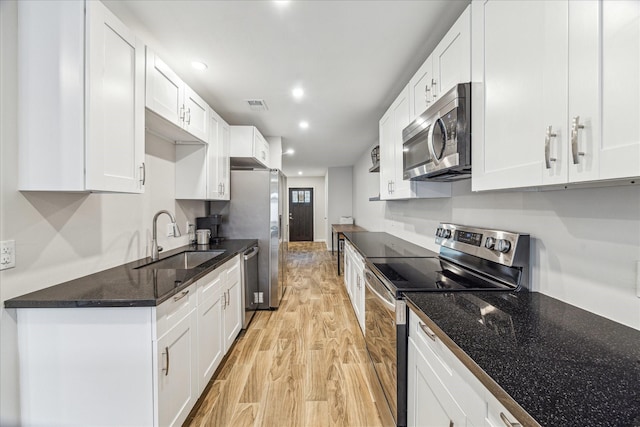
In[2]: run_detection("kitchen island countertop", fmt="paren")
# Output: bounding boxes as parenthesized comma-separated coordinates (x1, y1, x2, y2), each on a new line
(4, 239, 257, 308)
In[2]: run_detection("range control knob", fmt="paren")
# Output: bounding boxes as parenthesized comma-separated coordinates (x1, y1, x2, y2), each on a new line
(442, 229, 452, 238)
(496, 239, 511, 253)
(484, 237, 496, 249)
(436, 228, 442, 237)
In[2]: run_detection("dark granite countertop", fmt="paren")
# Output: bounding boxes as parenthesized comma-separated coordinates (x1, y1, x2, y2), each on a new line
(404, 291, 640, 427)
(343, 231, 438, 258)
(4, 239, 257, 308)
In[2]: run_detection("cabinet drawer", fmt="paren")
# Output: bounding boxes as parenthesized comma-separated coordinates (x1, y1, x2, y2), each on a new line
(197, 268, 223, 304)
(156, 284, 196, 338)
(409, 309, 455, 385)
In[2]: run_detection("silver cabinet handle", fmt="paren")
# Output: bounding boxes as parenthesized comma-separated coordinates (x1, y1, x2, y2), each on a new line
(226, 290, 230, 306)
(500, 412, 522, 427)
(179, 105, 185, 121)
(431, 78, 437, 98)
(173, 289, 189, 302)
(544, 126, 557, 169)
(163, 346, 170, 376)
(425, 85, 431, 105)
(140, 162, 146, 185)
(222, 291, 227, 309)
(186, 108, 191, 125)
(419, 322, 437, 341)
(571, 116, 585, 164)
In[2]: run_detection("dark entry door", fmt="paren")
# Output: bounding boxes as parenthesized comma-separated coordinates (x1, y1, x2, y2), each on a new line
(289, 188, 314, 241)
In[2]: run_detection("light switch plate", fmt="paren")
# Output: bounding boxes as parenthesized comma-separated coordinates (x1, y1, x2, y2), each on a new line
(166, 223, 174, 238)
(1, 240, 16, 270)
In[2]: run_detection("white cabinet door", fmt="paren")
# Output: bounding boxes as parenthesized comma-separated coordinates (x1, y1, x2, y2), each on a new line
(207, 111, 222, 200)
(567, 0, 601, 183)
(409, 56, 434, 122)
(379, 110, 396, 199)
(218, 122, 231, 200)
(391, 86, 414, 199)
(471, 0, 566, 191)
(432, 6, 471, 101)
(574, 0, 640, 182)
(157, 309, 198, 427)
(184, 86, 209, 143)
(254, 130, 270, 168)
(196, 277, 224, 394)
(145, 49, 184, 128)
(18, 0, 144, 193)
(85, 1, 145, 193)
(223, 259, 242, 352)
(407, 338, 466, 427)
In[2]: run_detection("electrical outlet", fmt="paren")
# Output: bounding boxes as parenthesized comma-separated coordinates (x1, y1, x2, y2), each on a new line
(166, 223, 174, 237)
(1, 240, 16, 270)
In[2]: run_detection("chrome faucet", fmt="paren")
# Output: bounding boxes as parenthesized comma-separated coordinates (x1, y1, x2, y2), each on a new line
(152, 210, 181, 260)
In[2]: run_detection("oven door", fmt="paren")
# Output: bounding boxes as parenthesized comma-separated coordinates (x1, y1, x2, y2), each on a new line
(364, 267, 407, 426)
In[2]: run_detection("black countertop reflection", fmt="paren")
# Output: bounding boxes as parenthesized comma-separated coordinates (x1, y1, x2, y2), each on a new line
(404, 291, 640, 427)
(5, 240, 257, 308)
(343, 231, 438, 258)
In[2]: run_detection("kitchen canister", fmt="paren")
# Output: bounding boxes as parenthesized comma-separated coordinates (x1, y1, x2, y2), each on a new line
(196, 229, 211, 245)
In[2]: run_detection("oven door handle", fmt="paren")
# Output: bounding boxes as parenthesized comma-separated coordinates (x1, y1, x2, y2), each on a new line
(364, 271, 396, 311)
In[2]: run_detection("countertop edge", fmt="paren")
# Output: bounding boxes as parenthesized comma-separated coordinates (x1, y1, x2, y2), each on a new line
(405, 297, 542, 427)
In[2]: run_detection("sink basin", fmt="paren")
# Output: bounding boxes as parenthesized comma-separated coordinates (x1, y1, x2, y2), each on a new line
(137, 250, 225, 270)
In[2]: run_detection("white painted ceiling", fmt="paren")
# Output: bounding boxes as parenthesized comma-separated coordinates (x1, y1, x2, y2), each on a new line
(104, 0, 469, 177)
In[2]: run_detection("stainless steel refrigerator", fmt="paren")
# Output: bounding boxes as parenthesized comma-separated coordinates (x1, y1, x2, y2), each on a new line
(227, 169, 287, 309)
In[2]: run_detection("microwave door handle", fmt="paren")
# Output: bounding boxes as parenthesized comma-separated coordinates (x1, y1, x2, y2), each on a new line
(427, 117, 439, 165)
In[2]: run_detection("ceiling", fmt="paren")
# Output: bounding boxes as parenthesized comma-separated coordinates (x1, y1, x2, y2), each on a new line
(104, 0, 469, 177)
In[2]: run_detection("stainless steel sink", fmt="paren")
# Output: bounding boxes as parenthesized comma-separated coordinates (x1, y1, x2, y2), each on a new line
(136, 250, 225, 270)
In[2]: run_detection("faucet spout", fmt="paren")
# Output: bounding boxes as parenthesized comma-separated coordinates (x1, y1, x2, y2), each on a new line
(152, 210, 181, 260)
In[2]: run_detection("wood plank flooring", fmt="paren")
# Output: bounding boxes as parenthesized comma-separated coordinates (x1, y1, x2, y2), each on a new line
(185, 242, 385, 427)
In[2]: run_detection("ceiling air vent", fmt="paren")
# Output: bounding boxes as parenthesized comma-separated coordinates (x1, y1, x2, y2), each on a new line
(245, 99, 268, 112)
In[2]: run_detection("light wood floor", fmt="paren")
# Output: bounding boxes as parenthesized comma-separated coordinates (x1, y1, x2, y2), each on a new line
(185, 241, 385, 427)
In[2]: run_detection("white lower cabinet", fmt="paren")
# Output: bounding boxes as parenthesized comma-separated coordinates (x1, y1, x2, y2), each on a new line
(196, 269, 225, 395)
(407, 338, 466, 427)
(407, 308, 528, 427)
(15, 255, 244, 427)
(343, 241, 365, 333)
(157, 300, 198, 427)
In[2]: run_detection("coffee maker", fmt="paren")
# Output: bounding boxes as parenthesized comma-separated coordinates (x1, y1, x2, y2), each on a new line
(196, 214, 223, 245)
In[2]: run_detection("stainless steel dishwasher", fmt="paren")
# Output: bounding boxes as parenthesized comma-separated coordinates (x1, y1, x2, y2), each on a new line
(241, 244, 259, 329)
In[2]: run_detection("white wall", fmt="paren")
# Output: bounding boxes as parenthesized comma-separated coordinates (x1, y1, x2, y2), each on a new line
(352, 144, 640, 330)
(287, 176, 327, 242)
(0, 3, 205, 424)
(352, 142, 385, 232)
(326, 167, 354, 249)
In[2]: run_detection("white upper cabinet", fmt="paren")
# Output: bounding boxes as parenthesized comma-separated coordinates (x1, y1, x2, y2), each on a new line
(379, 86, 452, 200)
(175, 109, 230, 200)
(472, 0, 640, 191)
(18, 0, 145, 193)
(145, 48, 209, 143)
(230, 126, 271, 169)
(409, 6, 471, 121)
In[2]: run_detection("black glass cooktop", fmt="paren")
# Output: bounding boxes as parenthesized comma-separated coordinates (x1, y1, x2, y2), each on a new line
(367, 257, 518, 296)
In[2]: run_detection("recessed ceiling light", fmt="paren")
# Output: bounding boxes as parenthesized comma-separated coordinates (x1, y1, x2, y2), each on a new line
(299, 121, 309, 129)
(292, 87, 304, 99)
(191, 61, 208, 71)
(284, 148, 295, 155)
(298, 171, 303, 175)
(274, 0, 290, 7)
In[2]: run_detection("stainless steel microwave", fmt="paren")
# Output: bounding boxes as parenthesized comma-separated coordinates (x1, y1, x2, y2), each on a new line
(402, 83, 471, 181)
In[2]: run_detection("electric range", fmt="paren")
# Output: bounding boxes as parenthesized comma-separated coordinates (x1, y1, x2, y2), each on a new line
(363, 223, 530, 427)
